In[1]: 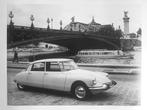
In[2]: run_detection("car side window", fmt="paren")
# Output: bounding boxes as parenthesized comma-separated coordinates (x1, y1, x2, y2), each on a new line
(31, 62, 45, 71)
(63, 62, 72, 70)
(46, 62, 61, 71)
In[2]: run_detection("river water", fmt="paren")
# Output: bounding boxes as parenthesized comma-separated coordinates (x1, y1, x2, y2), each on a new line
(74, 50, 141, 66)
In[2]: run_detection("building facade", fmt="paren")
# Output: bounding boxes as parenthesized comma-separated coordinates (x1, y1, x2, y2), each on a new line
(64, 17, 112, 32)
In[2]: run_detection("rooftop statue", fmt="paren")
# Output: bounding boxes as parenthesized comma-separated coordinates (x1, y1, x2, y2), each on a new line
(124, 11, 128, 17)
(71, 16, 75, 23)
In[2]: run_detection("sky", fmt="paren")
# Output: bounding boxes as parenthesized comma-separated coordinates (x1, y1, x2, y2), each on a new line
(7, 0, 142, 33)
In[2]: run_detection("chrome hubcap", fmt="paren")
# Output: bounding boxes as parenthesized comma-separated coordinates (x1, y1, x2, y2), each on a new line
(75, 86, 86, 99)
(18, 84, 24, 89)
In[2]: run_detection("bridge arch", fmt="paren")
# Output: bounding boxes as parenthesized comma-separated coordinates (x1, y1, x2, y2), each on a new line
(8, 25, 121, 54)
(8, 34, 120, 51)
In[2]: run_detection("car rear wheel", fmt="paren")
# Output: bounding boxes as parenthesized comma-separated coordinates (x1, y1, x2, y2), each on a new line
(72, 83, 90, 100)
(17, 83, 26, 90)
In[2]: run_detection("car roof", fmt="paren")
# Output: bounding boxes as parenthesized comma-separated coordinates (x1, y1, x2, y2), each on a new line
(30, 58, 73, 64)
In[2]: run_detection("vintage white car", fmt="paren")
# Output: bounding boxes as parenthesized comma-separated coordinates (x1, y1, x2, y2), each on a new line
(14, 58, 117, 100)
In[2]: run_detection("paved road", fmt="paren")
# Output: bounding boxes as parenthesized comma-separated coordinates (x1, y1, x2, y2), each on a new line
(7, 68, 140, 105)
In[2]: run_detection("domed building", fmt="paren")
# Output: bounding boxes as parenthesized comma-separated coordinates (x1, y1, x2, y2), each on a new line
(63, 17, 112, 32)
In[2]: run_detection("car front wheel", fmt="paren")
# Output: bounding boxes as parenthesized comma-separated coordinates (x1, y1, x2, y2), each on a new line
(17, 83, 26, 90)
(73, 83, 90, 100)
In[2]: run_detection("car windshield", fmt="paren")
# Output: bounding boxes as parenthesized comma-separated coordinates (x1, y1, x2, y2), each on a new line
(62, 60, 78, 71)
(24, 64, 31, 71)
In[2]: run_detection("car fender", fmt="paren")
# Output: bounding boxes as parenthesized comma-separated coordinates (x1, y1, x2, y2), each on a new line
(64, 72, 94, 92)
(14, 71, 28, 85)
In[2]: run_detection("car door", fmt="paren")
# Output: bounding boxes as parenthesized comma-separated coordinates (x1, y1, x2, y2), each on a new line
(43, 61, 67, 91)
(27, 62, 45, 88)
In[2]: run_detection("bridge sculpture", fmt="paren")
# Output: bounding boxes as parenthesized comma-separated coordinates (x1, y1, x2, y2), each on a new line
(7, 24, 121, 55)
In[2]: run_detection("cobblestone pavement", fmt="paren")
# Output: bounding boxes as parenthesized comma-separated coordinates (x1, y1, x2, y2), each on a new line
(7, 68, 140, 105)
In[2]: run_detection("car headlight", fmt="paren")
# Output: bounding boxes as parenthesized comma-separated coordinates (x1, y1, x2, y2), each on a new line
(102, 84, 108, 89)
(91, 78, 97, 86)
(105, 73, 109, 77)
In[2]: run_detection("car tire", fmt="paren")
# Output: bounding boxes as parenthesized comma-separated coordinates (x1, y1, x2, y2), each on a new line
(17, 83, 26, 90)
(72, 83, 90, 100)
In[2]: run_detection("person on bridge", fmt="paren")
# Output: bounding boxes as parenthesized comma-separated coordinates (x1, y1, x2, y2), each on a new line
(13, 49, 18, 63)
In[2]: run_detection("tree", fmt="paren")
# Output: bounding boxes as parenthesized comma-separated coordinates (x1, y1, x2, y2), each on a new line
(114, 29, 123, 39)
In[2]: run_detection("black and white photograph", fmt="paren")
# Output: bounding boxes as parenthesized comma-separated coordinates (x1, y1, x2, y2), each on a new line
(1, 0, 146, 110)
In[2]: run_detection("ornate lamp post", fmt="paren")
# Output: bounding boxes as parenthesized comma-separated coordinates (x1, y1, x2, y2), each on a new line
(51, 18, 53, 29)
(60, 20, 62, 30)
(30, 14, 35, 61)
(9, 11, 14, 26)
(47, 18, 50, 30)
(30, 14, 35, 28)
(8, 11, 14, 44)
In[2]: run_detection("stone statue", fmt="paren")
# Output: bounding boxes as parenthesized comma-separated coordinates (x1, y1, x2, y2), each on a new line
(124, 11, 128, 17)
(71, 16, 75, 23)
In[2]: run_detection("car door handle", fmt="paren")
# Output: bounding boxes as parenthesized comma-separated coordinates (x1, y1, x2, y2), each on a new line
(44, 73, 48, 75)
(28, 72, 32, 74)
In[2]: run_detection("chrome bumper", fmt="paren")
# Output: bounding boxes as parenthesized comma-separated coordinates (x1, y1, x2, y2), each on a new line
(89, 80, 117, 94)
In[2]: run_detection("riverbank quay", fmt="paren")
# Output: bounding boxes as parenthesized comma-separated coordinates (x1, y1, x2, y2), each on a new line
(7, 61, 140, 74)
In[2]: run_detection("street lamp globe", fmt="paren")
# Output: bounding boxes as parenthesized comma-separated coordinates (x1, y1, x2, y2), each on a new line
(9, 11, 14, 19)
(47, 18, 50, 24)
(30, 14, 35, 21)
(30, 15, 35, 28)
(9, 11, 14, 25)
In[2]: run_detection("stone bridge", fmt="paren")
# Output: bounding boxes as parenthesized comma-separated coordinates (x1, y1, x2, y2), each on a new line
(7, 25, 121, 54)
